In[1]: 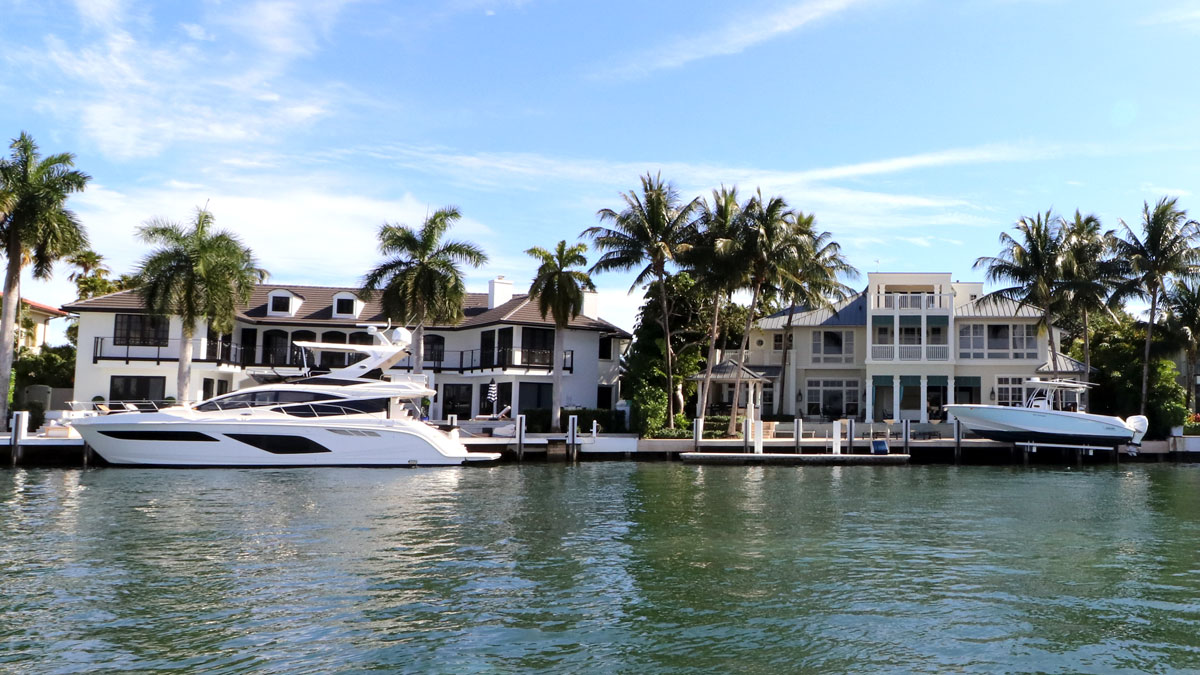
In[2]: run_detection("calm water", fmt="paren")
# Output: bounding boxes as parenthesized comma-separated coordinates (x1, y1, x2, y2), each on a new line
(3, 464, 1200, 674)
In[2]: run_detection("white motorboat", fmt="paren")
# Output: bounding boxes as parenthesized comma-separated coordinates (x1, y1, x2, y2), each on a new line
(944, 379, 1148, 448)
(72, 327, 501, 467)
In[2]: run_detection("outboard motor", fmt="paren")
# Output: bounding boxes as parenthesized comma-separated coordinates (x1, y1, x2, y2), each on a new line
(1126, 415, 1149, 446)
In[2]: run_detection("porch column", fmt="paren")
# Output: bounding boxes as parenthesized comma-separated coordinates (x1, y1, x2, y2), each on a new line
(892, 374, 901, 422)
(946, 375, 956, 423)
(920, 375, 929, 423)
(920, 313, 927, 361)
(893, 308, 900, 352)
(865, 379, 874, 423)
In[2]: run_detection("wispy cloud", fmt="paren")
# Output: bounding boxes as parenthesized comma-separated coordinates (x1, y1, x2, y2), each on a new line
(1140, 182, 1192, 198)
(596, 0, 868, 79)
(1142, 3, 1200, 32)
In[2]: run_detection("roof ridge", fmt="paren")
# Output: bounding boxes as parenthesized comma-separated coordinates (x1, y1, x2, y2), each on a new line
(500, 297, 530, 321)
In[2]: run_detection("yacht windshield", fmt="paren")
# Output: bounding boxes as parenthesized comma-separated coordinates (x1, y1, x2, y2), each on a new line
(194, 390, 342, 412)
(271, 397, 391, 418)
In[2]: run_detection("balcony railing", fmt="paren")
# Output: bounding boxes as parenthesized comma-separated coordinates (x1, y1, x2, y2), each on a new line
(927, 344, 949, 360)
(393, 347, 574, 373)
(93, 337, 243, 366)
(872, 292, 954, 311)
(898, 345, 923, 360)
(870, 344, 951, 361)
(871, 345, 894, 360)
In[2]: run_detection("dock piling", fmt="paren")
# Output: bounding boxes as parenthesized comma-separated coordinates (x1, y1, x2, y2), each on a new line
(953, 418, 962, 464)
(516, 414, 526, 462)
(794, 418, 802, 454)
(693, 418, 703, 452)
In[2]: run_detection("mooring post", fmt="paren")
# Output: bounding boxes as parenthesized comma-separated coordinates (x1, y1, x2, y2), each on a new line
(693, 418, 703, 452)
(847, 419, 855, 454)
(447, 414, 457, 428)
(516, 414, 526, 462)
(832, 419, 842, 455)
(568, 415, 579, 461)
(954, 418, 962, 464)
(9, 411, 18, 468)
(742, 418, 750, 453)
(903, 419, 910, 454)
(794, 418, 802, 454)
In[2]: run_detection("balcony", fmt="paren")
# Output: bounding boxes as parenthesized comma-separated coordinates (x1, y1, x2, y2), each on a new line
(393, 347, 574, 374)
(871, 292, 954, 311)
(93, 337, 243, 366)
(869, 344, 951, 362)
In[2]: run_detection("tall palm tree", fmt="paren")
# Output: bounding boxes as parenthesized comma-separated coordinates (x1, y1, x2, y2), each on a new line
(1058, 210, 1119, 405)
(67, 249, 110, 282)
(0, 132, 89, 422)
(973, 210, 1067, 382)
(135, 208, 266, 401)
(362, 206, 488, 375)
(1166, 279, 1200, 412)
(526, 240, 596, 432)
(1110, 197, 1200, 414)
(726, 191, 806, 436)
(775, 226, 857, 416)
(689, 186, 748, 422)
(584, 173, 700, 428)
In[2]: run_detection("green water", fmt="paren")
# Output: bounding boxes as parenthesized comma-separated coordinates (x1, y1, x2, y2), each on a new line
(3, 464, 1200, 673)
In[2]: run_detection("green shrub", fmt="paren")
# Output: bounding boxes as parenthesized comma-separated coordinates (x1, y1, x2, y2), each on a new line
(631, 387, 668, 436)
(647, 427, 692, 439)
(520, 408, 627, 434)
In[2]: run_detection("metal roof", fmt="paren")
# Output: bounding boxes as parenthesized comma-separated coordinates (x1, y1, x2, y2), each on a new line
(757, 293, 868, 329)
(954, 296, 1043, 318)
(686, 360, 780, 382)
(1036, 352, 1095, 374)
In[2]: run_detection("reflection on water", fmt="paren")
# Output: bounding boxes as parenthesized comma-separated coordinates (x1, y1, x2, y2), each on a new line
(2, 464, 1200, 673)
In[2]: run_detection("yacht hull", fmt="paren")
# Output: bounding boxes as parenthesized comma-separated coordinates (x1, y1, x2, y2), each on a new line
(943, 404, 1137, 447)
(74, 414, 499, 467)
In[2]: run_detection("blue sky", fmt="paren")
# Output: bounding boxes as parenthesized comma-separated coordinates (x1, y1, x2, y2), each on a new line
(2, 0, 1199, 334)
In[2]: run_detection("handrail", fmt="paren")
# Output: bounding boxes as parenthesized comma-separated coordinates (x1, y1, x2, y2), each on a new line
(266, 401, 389, 420)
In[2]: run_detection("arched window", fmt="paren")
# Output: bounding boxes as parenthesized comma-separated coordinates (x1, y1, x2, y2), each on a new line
(291, 330, 316, 369)
(321, 331, 347, 369)
(423, 334, 445, 367)
(262, 330, 289, 365)
(347, 331, 373, 364)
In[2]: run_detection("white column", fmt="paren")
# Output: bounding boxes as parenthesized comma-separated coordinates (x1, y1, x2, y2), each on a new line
(865, 379, 874, 423)
(946, 376, 956, 423)
(892, 374, 901, 421)
(920, 313, 927, 360)
(920, 375, 929, 423)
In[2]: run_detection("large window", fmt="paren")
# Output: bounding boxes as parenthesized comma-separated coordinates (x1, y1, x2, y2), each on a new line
(109, 376, 165, 402)
(773, 333, 793, 351)
(805, 379, 860, 418)
(519, 382, 553, 410)
(959, 323, 1039, 359)
(599, 337, 613, 360)
(441, 384, 473, 418)
(996, 376, 1031, 407)
(522, 328, 555, 366)
(812, 330, 854, 363)
(1011, 324, 1038, 359)
(113, 314, 168, 347)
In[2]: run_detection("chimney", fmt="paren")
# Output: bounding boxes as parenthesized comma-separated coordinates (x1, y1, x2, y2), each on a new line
(582, 290, 599, 319)
(488, 276, 513, 309)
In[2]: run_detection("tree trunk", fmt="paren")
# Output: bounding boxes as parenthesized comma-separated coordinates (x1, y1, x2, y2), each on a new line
(776, 304, 798, 416)
(550, 325, 564, 433)
(1188, 345, 1195, 413)
(412, 322, 424, 375)
(1046, 307, 1058, 376)
(697, 291, 723, 422)
(1082, 309, 1091, 410)
(1141, 293, 1157, 415)
(177, 322, 194, 403)
(656, 273, 676, 429)
(0, 238, 22, 427)
(727, 281, 762, 436)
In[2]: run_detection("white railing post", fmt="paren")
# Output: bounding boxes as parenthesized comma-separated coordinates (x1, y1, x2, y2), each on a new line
(832, 419, 842, 455)
(754, 418, 764, 454)
(447, 413, 457, 427)
(794, 417, 802, 453)
(694, 417, 703, 451)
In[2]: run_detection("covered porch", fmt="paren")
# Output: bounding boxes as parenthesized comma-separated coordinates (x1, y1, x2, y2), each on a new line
(866, 374, 981, 423)
(689, 360, 779, 418)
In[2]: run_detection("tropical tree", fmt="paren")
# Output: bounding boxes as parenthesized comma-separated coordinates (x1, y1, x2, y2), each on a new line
(361, 206, 488, 375)
(1058, 210, 1119, 405)
(1165, 279, 1200, 411)
(774, 226, 857, 416)
(689, 186, 748, 423)
(1110, 197, 1200, 414)
(0, 132, 89, 422)
(584, 172, 700, 428)
(973, 210, 1067, 378)
(525, 240, 596, 432)
(726, 191, 807, 435)
(67, 249, 110, 282)
(135, 208, 266, 402)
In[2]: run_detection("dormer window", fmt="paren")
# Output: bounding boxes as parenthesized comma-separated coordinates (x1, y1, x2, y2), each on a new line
(267, 290, 302, 317)
(271, 296, 290, 313)
(332, 292, 361, 319)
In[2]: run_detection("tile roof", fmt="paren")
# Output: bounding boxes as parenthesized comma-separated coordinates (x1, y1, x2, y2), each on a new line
(21, 299, 68, 317)
(61, 283, 631, 336)
(757, 292, 868, 329)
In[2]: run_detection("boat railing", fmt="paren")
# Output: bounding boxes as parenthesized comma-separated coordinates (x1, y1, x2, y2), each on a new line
(265, 400, 389, 420)
(69, 399, 179, 414)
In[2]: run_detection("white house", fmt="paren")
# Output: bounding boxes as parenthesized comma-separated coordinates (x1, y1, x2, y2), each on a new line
(62, 277, 629, 418)
(717, 272, 1086, 422)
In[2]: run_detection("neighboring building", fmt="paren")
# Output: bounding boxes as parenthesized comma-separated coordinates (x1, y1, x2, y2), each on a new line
(17, 299, 69, 351)
(62, 277, 629, 417)
(721, 272, 1087, 422)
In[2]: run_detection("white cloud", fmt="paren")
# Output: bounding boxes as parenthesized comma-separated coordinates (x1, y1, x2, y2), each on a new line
(180, 23, 214, 41)
(597, 0, 870, 79)
(1142, 4, 1200, 32)
(1140, 183, 1192, 198)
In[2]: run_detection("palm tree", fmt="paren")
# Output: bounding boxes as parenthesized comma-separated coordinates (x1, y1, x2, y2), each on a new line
(775, 226, 857, 416)
(689, 186, 748, 422)
(1058, 210, 1119, 406)
(974, 210, 1067, 382)
(726, 191, 806, 436)
(67, 249, 110, 282)
(526, 240, 596, 432)
(135, 208, 266, 401)
(584, 173, 700, 428)
(361, 206, 488, 375)
(0, 132, 90, 423)
(1166, 279, 1200, 412)
(1110, 197, 1200, 414)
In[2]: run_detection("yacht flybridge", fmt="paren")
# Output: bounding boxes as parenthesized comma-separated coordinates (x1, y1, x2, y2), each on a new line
(72, 327, 501, 467)
(944, 379, 1149, 449)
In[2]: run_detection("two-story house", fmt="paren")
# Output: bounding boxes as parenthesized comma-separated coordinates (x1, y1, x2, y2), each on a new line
(726, 272, 1087, 422)
(62, 276, 629, 419)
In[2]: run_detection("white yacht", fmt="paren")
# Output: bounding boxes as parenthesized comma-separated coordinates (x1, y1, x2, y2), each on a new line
(72, 327, 501, 467)
(944, 379, 1148, 448)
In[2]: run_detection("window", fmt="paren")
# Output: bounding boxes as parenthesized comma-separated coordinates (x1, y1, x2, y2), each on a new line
(441, 384, 473, 419)
(599, 337, 613, 360)
(194, 390, 339, 411)
(928, 325, 946, 345)
(522, 328, 555, 366)
(805, 379, 860, 418)
(762, 382, 774, 409)
(812, 330, 854, 363)
(596, 385, 614, 409)
(1011, 324, 1038, 359)
(987, 325, 1010, 353)
(109, 376, 165, 402)
(270, 295, 291, 313)
(334, 297, 355, 315)
(772, 333, 794, 351)
(114, 314, 168, 347)
(996, 376, 1030, 407)
(958, 324, 984, 359)
(518, 382, 553, 410)
(899, 326, 921, 345)
(423, 334, 445, 364)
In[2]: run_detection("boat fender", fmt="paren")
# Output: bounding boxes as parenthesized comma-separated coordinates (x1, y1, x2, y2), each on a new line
(1126, 415, 1149, 446)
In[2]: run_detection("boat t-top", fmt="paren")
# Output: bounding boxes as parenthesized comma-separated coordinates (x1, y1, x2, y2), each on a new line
(943, 379, 1148, 449)
(71, 326, 501, 467)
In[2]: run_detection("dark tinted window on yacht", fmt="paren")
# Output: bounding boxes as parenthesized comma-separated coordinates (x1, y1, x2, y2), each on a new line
(194, 390, 340, 411)
(275, 397, 390, 417)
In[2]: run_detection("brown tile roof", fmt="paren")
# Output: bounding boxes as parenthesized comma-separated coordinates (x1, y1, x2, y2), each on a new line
(61, 284, 630, 336)
(21, 299, 69, 318)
